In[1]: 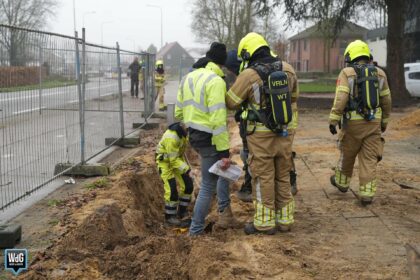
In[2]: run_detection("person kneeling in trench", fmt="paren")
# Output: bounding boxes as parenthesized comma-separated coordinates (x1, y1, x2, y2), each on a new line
(156, 122, 194, 227)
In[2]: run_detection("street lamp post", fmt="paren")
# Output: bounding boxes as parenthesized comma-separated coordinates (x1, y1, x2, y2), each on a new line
(82, 11, 96, 28)
(98, 21, 113, 110)
(73, 0, 77, 31)
(147, 4, 163, 49)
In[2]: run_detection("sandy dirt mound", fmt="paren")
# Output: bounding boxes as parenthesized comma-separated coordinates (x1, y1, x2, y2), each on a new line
(16, 111, 420, 280)
(392, 108, 420, 129)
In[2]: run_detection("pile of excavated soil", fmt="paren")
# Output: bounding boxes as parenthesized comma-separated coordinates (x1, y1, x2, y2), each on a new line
(19, 128, 193, 280)
(17, 113, 420, 279)
(392, 108, 420, 129)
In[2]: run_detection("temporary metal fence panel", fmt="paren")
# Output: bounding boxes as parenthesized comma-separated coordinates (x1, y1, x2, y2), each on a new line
(0, 24, 155, 211)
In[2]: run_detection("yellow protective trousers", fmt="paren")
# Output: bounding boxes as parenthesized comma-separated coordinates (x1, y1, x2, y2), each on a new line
(157, 157, 193, 215)
(157, 86, 165, 109)
(335, 120, 382, 198)
(247, 131, 295, 231)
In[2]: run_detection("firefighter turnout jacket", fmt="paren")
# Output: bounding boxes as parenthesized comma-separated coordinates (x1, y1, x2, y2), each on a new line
(225, 59, 299, 231)
(329, 65, 391, 127)
(226, 61, 299, 132)
(329, 63, 392, 200)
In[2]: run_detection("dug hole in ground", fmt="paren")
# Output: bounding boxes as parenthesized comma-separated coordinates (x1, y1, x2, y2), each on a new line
(4, 105, 420, 280)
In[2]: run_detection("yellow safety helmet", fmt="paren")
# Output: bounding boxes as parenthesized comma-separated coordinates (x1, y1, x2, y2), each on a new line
(344, 40, 370, 63)
(156, 60, 164, 67)
(237, 32, 269, 62)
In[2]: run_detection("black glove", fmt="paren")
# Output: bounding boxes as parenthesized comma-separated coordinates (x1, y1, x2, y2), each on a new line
(234, 110, 242, 122)
(329, 124, 337, 135)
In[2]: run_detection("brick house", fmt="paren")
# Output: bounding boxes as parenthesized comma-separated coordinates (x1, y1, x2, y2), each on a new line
(157, 42, 195, 76)
(288, 21, 368, 72)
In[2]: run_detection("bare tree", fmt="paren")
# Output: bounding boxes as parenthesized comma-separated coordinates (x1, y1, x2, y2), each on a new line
(191, 0, 279, 50)
(0, 0, 58, 66)
(256, 0, 411, 101)
(147, 44, 158, 54)
(272, 33, 288, 59)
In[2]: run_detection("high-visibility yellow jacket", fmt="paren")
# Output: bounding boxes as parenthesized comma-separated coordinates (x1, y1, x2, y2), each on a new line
(156, 128, 187, 165)
(175, 62, 229, 152)
(329, 65, 392, 126)
(155, 72, 165, 88)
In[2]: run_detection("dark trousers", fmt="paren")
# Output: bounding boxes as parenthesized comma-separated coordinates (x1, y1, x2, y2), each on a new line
(130, 78, 139, 97)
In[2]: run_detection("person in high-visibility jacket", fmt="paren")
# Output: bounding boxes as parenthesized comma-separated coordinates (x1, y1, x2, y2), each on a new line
(156, 122, 194, 227)
(175, 42, 238, 236)
(225, 33, 299, 234)
(329, 40, 391, 205)
(155, 60, 166, 111)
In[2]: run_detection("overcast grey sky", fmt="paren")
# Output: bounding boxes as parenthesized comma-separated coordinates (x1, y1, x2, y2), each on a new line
(50, 0, 309, 53)
(51, 0, 201, 51)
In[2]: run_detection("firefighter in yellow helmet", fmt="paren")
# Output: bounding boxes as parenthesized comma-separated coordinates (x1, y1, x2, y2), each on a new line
(155, 60, 166, 111)
(226, 32, 299, 234)
(329, 39, 391, 205)
(156, 122, 194, 227)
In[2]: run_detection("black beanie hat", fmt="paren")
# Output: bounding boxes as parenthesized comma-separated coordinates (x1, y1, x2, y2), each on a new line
(206, 42, 227, 66)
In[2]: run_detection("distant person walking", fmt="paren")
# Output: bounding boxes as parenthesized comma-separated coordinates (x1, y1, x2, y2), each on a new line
(129, 57, 141, 98)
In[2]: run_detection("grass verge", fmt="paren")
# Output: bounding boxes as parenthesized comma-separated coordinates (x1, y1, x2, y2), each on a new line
(0, 78, 77, 93)
(300, 81, 336, 93)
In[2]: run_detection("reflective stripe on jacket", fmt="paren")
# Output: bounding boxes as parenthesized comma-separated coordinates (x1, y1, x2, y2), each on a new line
(156, 129, 187, 163)
(329, 65, 392, 125)
(175, 62, 229, 151)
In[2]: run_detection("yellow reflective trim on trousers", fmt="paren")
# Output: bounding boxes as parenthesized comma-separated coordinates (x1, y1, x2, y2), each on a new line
(329, 113, 342, 121)
(276, 199, 295, 225)
(253, 201, 276, 227)
(359, 179, 377, 197)
(227, 89, 243, 105)
(335, 169, 350, 188)
(282, 100, 288, 123)
(336, 85, 350, 94)
(380, 88, 390, 97)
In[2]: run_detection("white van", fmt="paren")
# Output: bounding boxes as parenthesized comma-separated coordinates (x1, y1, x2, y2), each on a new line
(405, 62, 420, 97)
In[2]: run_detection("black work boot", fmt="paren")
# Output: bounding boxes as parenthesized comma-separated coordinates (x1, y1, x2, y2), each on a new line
(359, 196, 373, 206)
(177, 205, 189, 219)
(244, 223, 277, 235)
(290, 170, 298, 196)
(330, 175, 348, 193)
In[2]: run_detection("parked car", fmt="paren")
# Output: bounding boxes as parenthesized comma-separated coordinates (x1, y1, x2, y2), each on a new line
(405, 62, 420, 97)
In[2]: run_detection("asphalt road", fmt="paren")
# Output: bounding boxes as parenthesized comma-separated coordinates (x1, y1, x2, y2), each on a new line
(0, 79, 180, 211)
(0, 77, 131, 118)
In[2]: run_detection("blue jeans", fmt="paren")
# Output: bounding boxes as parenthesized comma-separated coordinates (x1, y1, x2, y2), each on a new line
(189, 146, 230, 235)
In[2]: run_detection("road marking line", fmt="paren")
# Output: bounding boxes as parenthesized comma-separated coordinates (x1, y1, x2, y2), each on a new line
(13, 107, 45, 115)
